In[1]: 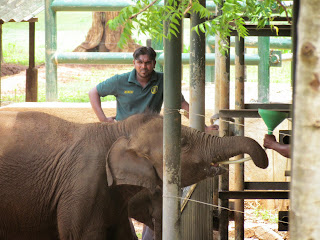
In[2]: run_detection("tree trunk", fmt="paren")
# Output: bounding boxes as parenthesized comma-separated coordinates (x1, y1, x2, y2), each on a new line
(73, 12, 140, 52)
(291, 0, 320, 239)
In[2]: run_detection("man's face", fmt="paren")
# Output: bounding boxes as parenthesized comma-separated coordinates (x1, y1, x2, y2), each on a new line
(133, 54, 156, 80)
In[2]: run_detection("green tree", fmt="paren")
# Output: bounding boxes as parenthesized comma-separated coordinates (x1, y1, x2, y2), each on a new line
(108, 0, 292, 52)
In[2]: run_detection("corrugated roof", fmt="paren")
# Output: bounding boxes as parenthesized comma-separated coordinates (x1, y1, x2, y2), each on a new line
(0, 0, 44, 23)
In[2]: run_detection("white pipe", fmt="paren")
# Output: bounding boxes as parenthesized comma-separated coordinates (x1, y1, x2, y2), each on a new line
(215, 156, 252, 165)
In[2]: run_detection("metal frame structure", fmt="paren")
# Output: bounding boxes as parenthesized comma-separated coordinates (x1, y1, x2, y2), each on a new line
(215, 15, 294, 240)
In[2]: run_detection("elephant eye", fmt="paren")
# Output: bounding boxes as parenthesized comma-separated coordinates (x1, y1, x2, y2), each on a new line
(181, 137, 188, 146)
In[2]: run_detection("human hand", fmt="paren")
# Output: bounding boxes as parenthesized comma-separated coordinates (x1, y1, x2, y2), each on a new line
(205, 124, 219, 132)
(104, 116, 116, 123)
(263, 134, 277, 149)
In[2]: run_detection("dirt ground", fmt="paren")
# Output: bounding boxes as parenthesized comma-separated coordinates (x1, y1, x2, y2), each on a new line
(1, 63, 27, 77)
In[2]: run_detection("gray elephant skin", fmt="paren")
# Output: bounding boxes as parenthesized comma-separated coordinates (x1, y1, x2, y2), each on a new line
(0, 111, 268, 239)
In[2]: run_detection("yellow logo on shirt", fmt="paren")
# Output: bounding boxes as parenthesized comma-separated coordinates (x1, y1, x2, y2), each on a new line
(124, 90, 134, 94)
(151, 86, 158, 94)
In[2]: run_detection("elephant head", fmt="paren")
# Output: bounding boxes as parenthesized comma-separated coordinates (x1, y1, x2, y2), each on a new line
(106, 114, 268, 191)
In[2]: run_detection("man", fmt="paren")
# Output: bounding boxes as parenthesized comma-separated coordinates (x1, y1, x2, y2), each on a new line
(89, 46, 191, 122)
(263, 134, 291, 158)
(89, 46, 217, 131)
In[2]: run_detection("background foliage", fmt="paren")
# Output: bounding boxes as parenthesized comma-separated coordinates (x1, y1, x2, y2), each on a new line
(109, 0, 292, 51)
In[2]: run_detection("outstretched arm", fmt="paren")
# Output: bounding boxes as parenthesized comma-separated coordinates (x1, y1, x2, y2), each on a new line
(263, 134, 291, 158)
(89, 87, 115, 123)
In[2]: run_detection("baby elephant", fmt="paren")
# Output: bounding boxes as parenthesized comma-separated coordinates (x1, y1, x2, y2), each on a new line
(0, 111, 268, 239)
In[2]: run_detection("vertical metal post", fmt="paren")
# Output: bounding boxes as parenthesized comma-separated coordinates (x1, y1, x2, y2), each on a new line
(152, 39, 164, 73)
(163, 0, 182, 239)
(206, 37, 215, 83)
(258, 36, 270, 103)
(213, 3, 223, 236)
(234, 35, 245, 240)
(26, 21, 38, 102)
(189, 0, 206, 131)
(219, 36, 230, 240)
(45, 0, 58, 101)
(182, 0, 213, 239)
(214, 0, 223, 114)
(214, 33, 220, 114)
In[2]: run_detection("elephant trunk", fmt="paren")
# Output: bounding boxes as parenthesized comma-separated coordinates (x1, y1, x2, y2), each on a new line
(208, 135, 269, 169)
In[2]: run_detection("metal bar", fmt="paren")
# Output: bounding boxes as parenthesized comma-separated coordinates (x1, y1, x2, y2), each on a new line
(55, 52, 134, 64)
(51, 0, 132, 11)
(219, 191, 290, 199)
(233, 30, 291, 37)
(176, 53, 260, 66)
(244, 103, 291, 109)
(51, 0, 216, 12)
(55, 52, 261, 66)
(207, 36, 292, 50)
(234, 35, 245, 240)
(45, 0, 58, 101)
(258, 36, 270, 103)
(244, 182, 290, 190)
(229, 25, 292, 37)
(219, 109, 291, 118)
(189, 0, 205, 132)
(163, 0, 182, 239)
(152, 40, 163, 72)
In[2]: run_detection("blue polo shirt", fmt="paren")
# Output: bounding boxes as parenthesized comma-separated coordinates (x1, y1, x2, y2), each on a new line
(97, 69, 164, 121)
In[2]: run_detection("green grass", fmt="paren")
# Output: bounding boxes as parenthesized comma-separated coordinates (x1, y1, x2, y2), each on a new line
(2, 12, 92, 65)
(254, 206, 278, 223)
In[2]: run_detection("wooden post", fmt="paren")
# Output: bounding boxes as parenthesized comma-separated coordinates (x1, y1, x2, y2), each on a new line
(219, 36, 230, 240)
(26, 21, 38, 102)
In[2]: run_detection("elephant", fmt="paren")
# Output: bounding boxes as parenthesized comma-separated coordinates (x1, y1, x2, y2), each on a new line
(0, 111, 143, 240)
(0, 111, 268, 239)
(119, 113, 267, 240)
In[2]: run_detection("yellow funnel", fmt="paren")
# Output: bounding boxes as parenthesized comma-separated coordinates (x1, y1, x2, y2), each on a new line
(258, 109, 288, 135)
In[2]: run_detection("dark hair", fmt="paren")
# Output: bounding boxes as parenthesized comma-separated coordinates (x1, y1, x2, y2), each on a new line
(133, 47, 157, 61)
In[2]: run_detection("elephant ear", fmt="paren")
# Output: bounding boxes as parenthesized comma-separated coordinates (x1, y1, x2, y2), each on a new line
(106, 136, 161, 194)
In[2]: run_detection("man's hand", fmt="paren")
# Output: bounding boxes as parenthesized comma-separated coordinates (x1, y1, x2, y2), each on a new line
(263, 134, 277, 149)
(205, 124, 219, 132)
(105, 116, 117, 123)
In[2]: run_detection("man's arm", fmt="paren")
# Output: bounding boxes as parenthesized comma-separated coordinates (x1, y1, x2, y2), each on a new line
(181, 100, 189, 118)
(89, 87, 115, 123)
(263, 134, 291, 158)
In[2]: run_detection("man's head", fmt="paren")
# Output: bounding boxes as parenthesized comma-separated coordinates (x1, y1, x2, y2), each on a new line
(133, 47, 157, 80)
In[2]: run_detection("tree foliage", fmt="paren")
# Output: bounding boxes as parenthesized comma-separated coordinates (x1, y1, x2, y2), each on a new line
(108, 0, 292, 51)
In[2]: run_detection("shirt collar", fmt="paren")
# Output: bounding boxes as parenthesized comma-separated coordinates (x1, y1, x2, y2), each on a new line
(128, 69, 157, 86)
